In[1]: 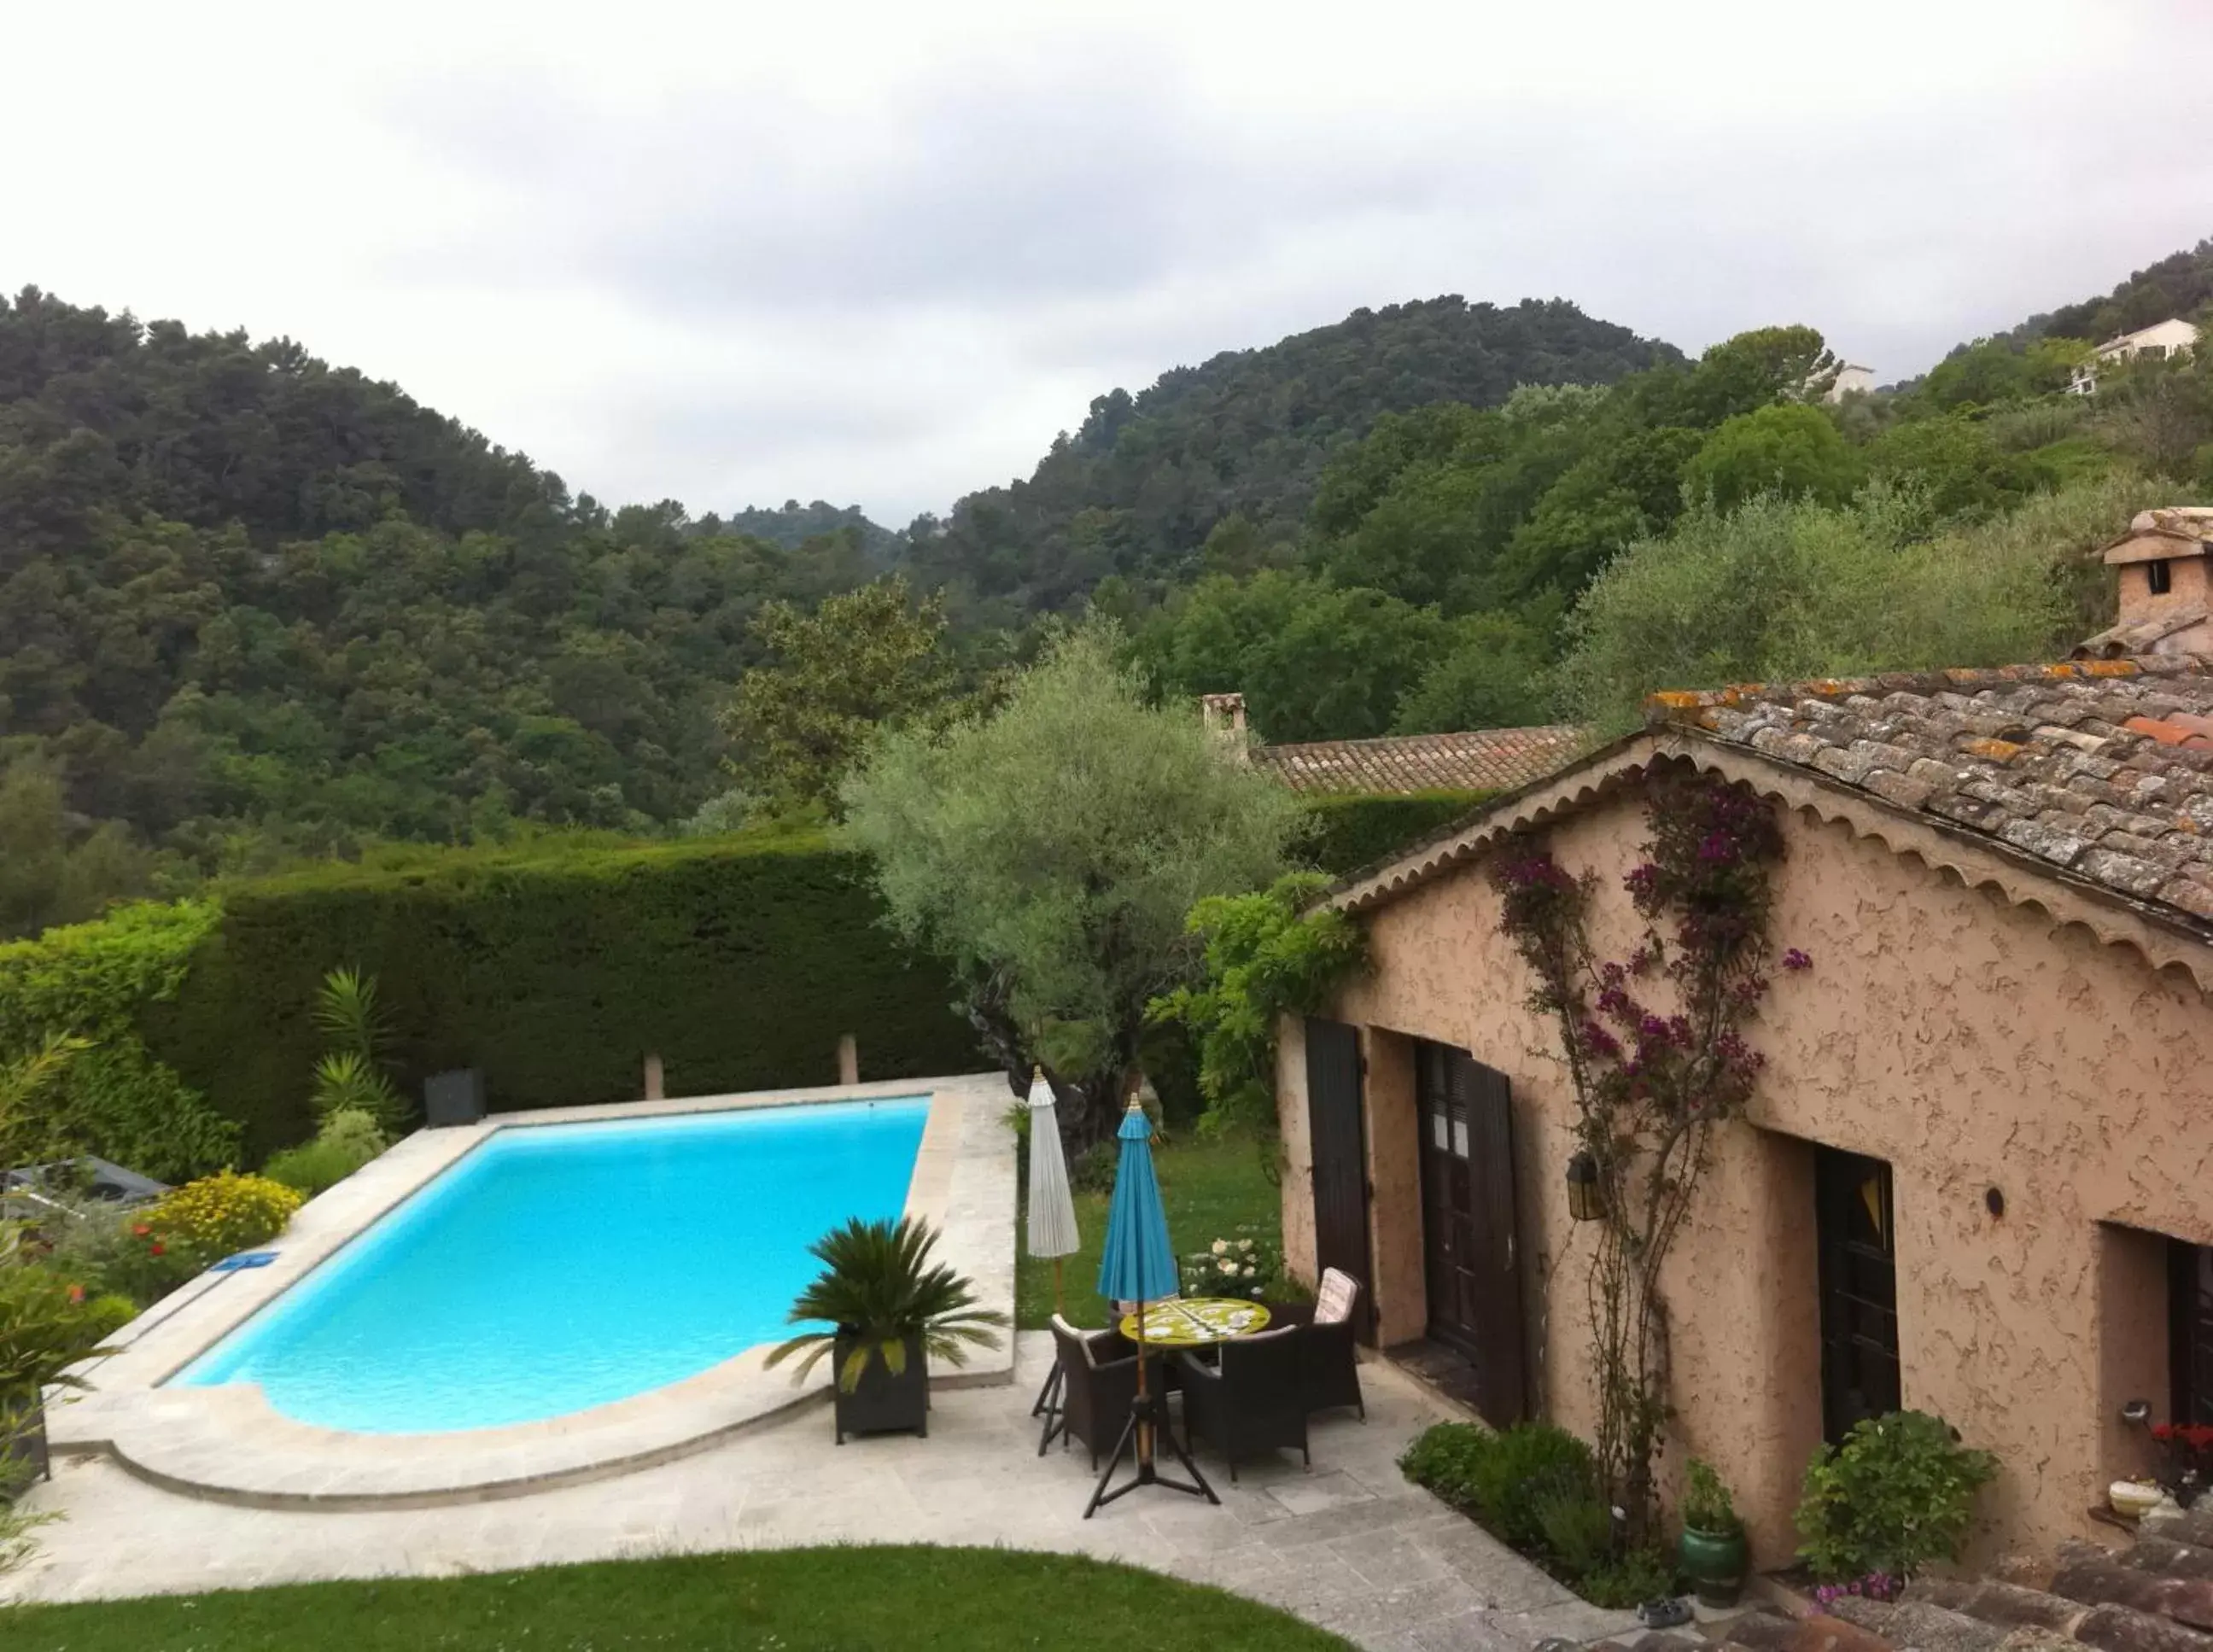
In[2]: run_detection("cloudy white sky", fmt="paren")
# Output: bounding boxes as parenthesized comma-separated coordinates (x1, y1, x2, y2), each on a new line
(5, 2, 2209, 528)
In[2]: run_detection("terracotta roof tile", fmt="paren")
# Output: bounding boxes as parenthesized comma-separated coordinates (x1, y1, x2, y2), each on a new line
(1647, 656, 2213, 925)
(1252, 726, 1586, 796)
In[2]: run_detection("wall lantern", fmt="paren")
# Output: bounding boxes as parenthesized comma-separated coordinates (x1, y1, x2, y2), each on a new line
(1566, 1151, 1605, 1222)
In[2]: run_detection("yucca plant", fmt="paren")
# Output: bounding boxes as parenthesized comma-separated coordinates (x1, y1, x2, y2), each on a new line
(766, 1216, 1006, 1393)
(313, 966, 388, 1062)
(309, 1051, 406, 1130)
(307, 967, 406, 1129)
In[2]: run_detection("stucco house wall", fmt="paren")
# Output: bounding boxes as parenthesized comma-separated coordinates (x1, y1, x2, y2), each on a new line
(1282, 770, 2213, 1568)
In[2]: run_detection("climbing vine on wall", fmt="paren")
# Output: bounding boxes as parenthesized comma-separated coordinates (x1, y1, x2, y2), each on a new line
(1492, 765, 1807, 1538)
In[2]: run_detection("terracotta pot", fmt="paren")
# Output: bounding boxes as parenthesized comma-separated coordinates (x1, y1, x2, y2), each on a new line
(1679, 1523, 1748, 1607)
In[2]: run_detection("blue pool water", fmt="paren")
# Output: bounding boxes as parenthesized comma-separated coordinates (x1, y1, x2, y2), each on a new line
(170, 1097, 930, 1433)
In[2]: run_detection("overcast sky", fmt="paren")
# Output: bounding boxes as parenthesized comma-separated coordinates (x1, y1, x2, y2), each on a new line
(6, 1, 2210, 528)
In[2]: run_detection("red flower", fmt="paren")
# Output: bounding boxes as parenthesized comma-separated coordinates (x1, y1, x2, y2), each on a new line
(131, 1223, 151, 1238)
(67, 1283, 85, 1304)
(149, 1242, 166, 1257)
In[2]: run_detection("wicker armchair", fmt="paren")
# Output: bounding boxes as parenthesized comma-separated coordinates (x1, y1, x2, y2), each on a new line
(1271, 1268, 1366, 1421)
(1177, 1325, 1308, 1481)
(1049, 1315, 1141, 1470)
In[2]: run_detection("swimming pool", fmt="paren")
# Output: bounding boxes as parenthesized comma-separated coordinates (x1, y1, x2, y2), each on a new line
(170, 1097, 930, 1433)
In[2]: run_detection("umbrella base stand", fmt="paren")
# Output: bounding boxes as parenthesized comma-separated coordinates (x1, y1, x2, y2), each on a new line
(1083, 1390, 1217, 1518)
(1032, 1359, 1066, 1455)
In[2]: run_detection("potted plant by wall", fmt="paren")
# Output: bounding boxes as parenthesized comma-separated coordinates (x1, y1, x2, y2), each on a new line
(1795, 1410, 1998, 1592)
(766, 1215, 1006, 1444)
(1679, 1457, 1749, 1607)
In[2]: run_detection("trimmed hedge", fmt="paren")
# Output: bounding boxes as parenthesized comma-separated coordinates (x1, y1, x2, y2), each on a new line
(1299, 790, 1493, 879)
(0, 795, 1493, 1174)
(139, 834, 981, 1164)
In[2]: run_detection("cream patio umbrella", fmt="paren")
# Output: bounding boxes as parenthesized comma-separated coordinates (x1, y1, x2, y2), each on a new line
(1026, 1067, 1083, 1447)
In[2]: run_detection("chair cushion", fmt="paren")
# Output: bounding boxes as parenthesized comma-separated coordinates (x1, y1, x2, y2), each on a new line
(1315, 1269, 1358, 1325)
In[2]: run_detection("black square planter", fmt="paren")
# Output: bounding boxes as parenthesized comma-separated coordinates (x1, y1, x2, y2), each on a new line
(423, 1070, 486, 1129)
(832, 1331, 930, 1443)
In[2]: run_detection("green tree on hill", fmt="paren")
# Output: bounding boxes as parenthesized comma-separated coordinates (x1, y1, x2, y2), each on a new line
(1685, 404, 1860, 511)
(722, 576, 962, 816)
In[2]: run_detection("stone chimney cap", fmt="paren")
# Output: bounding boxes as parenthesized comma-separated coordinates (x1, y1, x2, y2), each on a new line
(2102, 507, 2213, 565)
(2130, 506, 2213, 534)
(1198, 692, 1249, 744)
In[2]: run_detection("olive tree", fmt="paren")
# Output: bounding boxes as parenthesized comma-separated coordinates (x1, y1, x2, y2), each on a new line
(840, 623, 1305, 1150)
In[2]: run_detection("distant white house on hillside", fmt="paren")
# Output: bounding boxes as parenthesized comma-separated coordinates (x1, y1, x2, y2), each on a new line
(1822, 363, 1876, 402)
(2069, 316, 2200, 395)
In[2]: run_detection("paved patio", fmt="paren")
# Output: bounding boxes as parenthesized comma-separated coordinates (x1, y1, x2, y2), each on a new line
(7, 1333, 1634, 1651)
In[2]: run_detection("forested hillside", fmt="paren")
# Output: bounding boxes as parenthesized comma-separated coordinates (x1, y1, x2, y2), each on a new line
(0, 286, 884, 930)
(3, 237, 2210, 938)
(704, 500, 901, 560)
(901, 297, 1682, 617)
(2022, 236, 2213, 347)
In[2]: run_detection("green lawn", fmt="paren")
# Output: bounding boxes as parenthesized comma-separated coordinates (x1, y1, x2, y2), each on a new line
(1015, 1129, 1282, 1329)
(0, 1545, 1347, 1651)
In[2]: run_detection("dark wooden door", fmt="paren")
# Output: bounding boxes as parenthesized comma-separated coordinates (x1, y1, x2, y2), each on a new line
(1416, 1042, 1527, 1427)
(1816, 1147, 1901, 1444)
(1304, 1018, 1372, 1329)
(2173, 1240, 2213, 1426)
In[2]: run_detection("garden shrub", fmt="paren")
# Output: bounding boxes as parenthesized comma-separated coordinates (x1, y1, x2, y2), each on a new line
(1466, 1422, 1601, 1551)
(264, 1106, 388, 1194)
(46, 1208, 204, 1308)
(263, 1135, 376, 1197)
(0, 1257, 127, 1400)
(140, 832, 981, 1162)
(1578, 1546, 1676, 1608)
(1533, 1485, 1615, 1576)
(1403, 1421, 1641, 1602)
(149, 1171, 302, 1257)
(1398, 1421, 1496, 1513)
(1795, 1410, 1998, 1582)
(0, 902, 237, 1180)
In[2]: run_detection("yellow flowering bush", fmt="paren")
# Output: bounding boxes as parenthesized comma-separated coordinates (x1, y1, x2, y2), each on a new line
(149, 1171, 302, 1258)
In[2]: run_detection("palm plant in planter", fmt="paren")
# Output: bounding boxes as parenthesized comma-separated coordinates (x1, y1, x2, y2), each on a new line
(766, 1216, 1005, 1443)
(1679, 1457, 1748, 1606)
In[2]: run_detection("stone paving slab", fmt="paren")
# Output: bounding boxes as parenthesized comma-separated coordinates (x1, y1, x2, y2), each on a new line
(7, 1331, 1636, 1651)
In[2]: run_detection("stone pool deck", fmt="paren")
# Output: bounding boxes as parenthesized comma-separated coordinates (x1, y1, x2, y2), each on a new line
(45, 1073, 1015, 1506)
(9, 1331, 1633, 1652)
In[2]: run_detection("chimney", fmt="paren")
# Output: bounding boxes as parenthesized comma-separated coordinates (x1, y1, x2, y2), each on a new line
(2073, 506, 2213, 659)
(1199, 691, 1248, 741)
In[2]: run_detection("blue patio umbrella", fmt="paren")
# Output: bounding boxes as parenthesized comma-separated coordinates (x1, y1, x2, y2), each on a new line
(1095, 1097, 1178, 1307)
(1083, 1091, 1216, 1517)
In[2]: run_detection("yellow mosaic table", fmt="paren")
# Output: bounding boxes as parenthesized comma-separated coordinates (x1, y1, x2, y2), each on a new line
(1118, 1297, 1271, 1346)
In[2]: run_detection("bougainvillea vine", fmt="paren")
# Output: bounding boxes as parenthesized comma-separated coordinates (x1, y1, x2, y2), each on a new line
(1493, 766, 1804, 1539)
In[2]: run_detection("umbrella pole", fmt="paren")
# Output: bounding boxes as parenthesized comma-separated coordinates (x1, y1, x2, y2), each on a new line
(1032, 1253, 1070, 1445)
(1135, 1298, 1151, 1472)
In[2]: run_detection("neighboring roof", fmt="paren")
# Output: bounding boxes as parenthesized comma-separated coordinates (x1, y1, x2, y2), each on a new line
(2096, 316, 2200, 353)
(1252, 726, 1587, 796)
(2076, 605, 2209, 658)
(1324, 657, 2213, 991)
